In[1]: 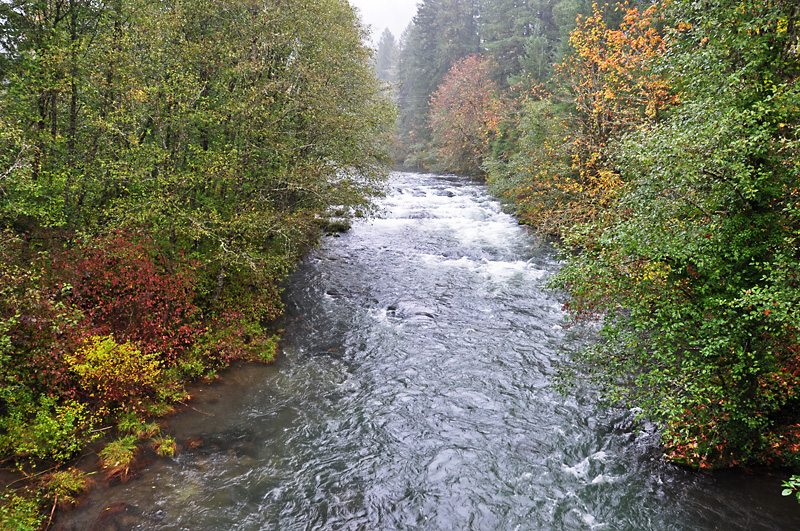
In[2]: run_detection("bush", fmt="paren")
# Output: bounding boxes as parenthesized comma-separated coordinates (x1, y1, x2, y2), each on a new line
(0, 492, 43, 531)
(0, 391, 94, 464)
(65, 232, 202, 365)
(0, 232, 85, 396)
(65, 335, 161, 409)
(152, 436, 177, 457)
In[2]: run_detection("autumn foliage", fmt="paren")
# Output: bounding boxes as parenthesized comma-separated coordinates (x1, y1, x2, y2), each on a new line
(65, 335, 162, 407)
(481, 3, 678, 236)
(429, 54, 498, 175)
(63, 232, 202, 366)
(558, 2, 677, 153)
(549, 0, 800, 470)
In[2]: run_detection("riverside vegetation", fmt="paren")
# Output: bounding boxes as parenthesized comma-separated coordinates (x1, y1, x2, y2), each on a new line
(385, 0, 800, 496)
(0, 0, 393, 526)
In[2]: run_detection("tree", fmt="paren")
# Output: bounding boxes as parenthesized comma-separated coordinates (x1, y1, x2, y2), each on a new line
(485, 2, 675, 233)
(396, 0, 480, 144)
(0, 0, 395, 493)
(429, 54, 498, 175)
(479, 0, 558, 85)
(557, 2, 676, 178)
(375, 28, 400, 83)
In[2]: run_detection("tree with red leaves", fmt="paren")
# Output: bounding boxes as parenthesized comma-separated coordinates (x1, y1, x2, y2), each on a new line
(429, 54, 499, 176)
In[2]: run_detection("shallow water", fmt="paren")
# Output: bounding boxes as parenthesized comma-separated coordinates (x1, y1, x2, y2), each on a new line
(56, 172, 800, 530)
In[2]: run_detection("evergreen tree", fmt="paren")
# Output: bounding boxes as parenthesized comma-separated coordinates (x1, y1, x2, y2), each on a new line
(375, 28, 400, 83)
(477, 0, 616, 86)
(397, 0, 480, 142)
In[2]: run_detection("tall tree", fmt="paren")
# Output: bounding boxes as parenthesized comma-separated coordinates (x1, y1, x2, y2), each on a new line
(375, 28, 400, 83)
(479, 0, 556, 85)
(429, 54, 498, 174)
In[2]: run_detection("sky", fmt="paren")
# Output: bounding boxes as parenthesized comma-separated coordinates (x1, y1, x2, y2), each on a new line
(348, 0, 419, 44)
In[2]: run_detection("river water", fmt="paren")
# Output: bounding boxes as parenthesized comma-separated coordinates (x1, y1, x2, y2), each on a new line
(56, 172, 800, 530)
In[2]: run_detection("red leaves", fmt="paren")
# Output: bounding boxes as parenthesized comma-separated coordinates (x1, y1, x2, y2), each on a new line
(429, 54, 498, 175)
(63, 231, 202, 366)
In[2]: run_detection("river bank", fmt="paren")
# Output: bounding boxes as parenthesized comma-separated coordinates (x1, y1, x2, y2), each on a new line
(52, 172, 800, 529)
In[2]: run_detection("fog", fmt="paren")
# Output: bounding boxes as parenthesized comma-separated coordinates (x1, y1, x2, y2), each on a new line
(349, 0, 418, 43)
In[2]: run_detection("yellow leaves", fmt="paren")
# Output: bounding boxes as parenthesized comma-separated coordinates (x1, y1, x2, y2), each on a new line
(65, 335, 161, 404)
(559, 1, 676, 142)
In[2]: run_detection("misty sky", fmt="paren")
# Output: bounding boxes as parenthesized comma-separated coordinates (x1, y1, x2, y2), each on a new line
(349, 0, 418, 44)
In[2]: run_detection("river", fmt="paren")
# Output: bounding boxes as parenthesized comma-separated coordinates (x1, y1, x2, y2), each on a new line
(55, 172, 800, 530)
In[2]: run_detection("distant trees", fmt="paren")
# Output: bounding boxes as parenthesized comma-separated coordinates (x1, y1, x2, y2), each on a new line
(375, 28, 400, 83)
(394, 0, 596, 171)
(480, 0, 569, 85)
(396, 0, 480, 147)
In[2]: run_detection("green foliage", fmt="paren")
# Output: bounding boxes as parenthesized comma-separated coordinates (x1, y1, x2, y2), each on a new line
(782, 475, 800, 504)
(42, 468, 91, 507)
(0, 492, 43, 531)
(486, 94, 583, 233)
(0, 390, 95, 465)
(480, 0, 592, 86)
(116, 412, 160, 440)
(551, 0, 800, 469)
(152, 436, 178, 457)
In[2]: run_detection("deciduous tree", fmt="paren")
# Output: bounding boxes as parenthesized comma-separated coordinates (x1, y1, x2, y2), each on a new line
(429, 54, 498, 175)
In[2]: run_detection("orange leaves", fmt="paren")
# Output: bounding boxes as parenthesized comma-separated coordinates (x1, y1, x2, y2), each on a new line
(499, 2, 679, 236)
(559, 2, 677, 144)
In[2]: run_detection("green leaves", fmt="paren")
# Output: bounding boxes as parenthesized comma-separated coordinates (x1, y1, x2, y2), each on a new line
(0, 0, 394, 508)
(550, 0, 800, 469)
(782, 475, 800, 503)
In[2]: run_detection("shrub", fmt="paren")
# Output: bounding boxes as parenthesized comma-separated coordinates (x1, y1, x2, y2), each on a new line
(0, 391, 94, 464)
(66, 335, 161, 408)
(0, 492, 43, 531)
(65, 232, 202, 365)
(0, 232, 85, 396)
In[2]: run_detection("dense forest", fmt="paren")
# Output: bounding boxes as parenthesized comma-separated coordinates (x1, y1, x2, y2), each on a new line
(0, 0, 393, 526)
(383, 0, 800, 481)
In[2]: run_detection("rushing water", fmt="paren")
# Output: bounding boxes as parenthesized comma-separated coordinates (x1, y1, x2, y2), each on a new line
(57, 172, 800, 530)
